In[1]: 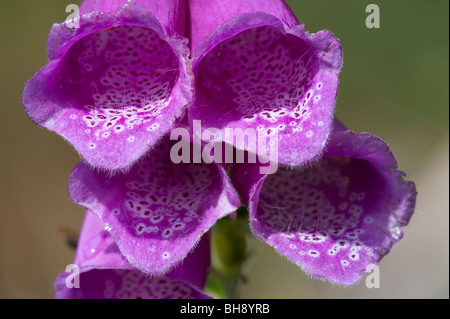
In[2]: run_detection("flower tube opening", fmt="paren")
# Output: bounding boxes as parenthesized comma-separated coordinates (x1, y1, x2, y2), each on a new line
(189, 4, 342, 167)
(195, 25, 319, 128)
(69, 135, 240, 275)
(245, 130, 416, 285)
(23, 1, 193, 171)
(59, 25, 179, 115)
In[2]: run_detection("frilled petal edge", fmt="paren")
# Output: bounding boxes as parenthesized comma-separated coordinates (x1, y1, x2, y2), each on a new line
(241, 129, 416, 285)
(68, 136, 240, 275)
(189, 12, 343, 168)
(22, 2, 193, 172)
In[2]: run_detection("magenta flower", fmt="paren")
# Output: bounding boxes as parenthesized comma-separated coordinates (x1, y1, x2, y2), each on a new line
(21, 0, 417, 298)
(22, 0, 193, 171)
(188, 0, 343, 167)
(55, 212, 212, 299)
(230, 120, 416, 285)
(68, 134, 240, 275)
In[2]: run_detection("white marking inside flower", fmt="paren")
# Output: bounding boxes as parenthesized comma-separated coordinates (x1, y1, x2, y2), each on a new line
(162, 252, 170, 259)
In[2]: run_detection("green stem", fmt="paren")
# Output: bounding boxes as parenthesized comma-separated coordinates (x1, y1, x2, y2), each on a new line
(205, 207, 251, 299)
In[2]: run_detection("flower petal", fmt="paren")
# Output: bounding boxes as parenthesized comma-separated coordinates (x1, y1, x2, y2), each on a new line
(79, 0, 186, 36)
(188, 0, 299, 51)
(189, 0, 342, 167)
(237, 127, 416, 285)
(68, 135, 240, 275)
(23, 1, 193, 171)
(54, 211, 212, 299)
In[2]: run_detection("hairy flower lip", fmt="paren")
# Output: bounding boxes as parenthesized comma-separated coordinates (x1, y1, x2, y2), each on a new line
(230, 120, 416, 285)
(54, 211, 212, 299)
(191, 13, 287, 74)
(188, 0, 300, 52)
(22, 1, 193, 172)
(48, 6, 162, 60)
(191, 12, 342, 75)
(188, 8, 343, 168)
(67, 134, 240, 276)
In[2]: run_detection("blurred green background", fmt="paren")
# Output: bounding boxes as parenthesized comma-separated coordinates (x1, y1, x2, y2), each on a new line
(0, 1, 448, 298)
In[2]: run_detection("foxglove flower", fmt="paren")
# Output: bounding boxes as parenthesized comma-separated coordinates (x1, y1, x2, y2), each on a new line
(188, 0, 343, 166)
(230, 120, 416, 285)
(68, 134, 240, 275)
(55, 211, 212, 299)
(22, 0, 193, 171)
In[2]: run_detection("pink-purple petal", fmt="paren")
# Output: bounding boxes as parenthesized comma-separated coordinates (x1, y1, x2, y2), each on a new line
(68, 135, 240, 275)
(189, 0, 342, 167)
(23, 1, 193, 171)
(239, 128, 416, 285)
(55, 211, 212, 299)
(79, 0, 186, 36)
(188, 0, 299, 52)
